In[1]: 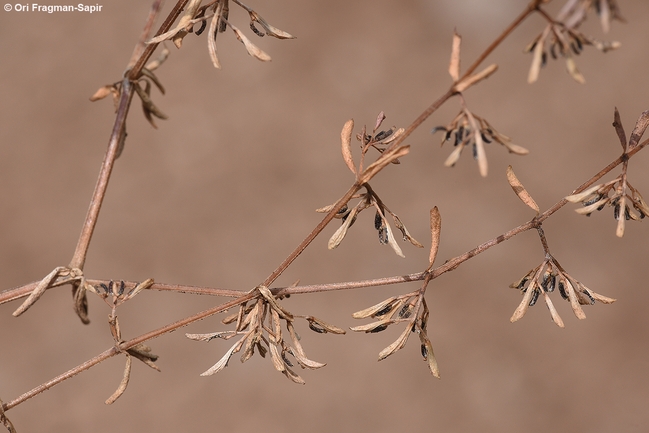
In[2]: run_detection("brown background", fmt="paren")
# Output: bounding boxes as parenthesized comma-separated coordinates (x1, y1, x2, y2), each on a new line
(1, 1, 649, 432)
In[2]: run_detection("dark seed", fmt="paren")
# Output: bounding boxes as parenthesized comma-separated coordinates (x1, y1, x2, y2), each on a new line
(529, 288, 540, 306)
(374, 304, 393, 317)
(550, 44, 558, 59)
(517, 278, 528, 290)
(454, 128, 464, 146)
(374, 211, 383, 230)
(369, 324, 388, 333)
(558, 282, 569, 300)
(614, 204, 621, 220)
(118, 280, 125, 296)
(99, 283, 109, 294)
(398, 304, 412, 319)
(378, 227, 388, 244)
(374, 128, 394, 141)
(250, 22, 265, 37)
(421, 344, 428, 360)
(581, 290, 596, 305)
(195, 19, 207, 36)
(583, 194, 602, 207)
(541, 51, 547, 67)
(547, 275, 556, 292)
(281, 352, 293, 367)
(481, 132, 492, 143)
(308, 322, 327, 334)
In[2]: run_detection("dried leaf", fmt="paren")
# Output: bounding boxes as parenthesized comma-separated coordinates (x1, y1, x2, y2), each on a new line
(306, 316, 346, 334)
(443, 143, 464, 167)
(350, 319, 393, 333)
(288, 347, 326, 369)
(148, 0, 202, 46)
(378, 324, 412, 361)
(374, 111, 386, 131)
(282, 366, 306, 384)
(105, 354, 132, 405)
(565, 57, 586, 84)
(232, 0, 295, 39)
(352, 297, 399, 319)
(207, 2, 223, 69)
(565, 279, 587, 319)
(449, 30, 461, 82)
(419, 331, 440, 378)
(340, 119, 356, 175)
(186, 330, 238, 342)
(543, 293, 565, 328)
(454, 64, 498, 93)
(360, 145, 410, 184)
(269, 343, 286, 372)
(628, 110, 649, 151)
(127, 278, 154, 300)
(145, 44, 169, 71)
(615, 195, 626, 237)
(506, 166, 540, 213)
(90, 85, 113, 102)
(428, 207, 441, 269)
(392, 214, 424, 248)
(200, 338, 244, 376)
(229, 23, 272, 62)
(565, 184, 604, 203)
(510, 281, 537, 322)
(257, 285, 292, 320)
(13, 266, 65, 317)
(286, 322, 326, 369)
(384, 221, 405, 258)
(327, 206, 359, 249)
(612, 107, 627, 151)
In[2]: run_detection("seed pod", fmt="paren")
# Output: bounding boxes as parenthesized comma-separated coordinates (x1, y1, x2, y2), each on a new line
(117, 280, 125, 296)
(454, 127, 464, 146)
(558, 282, 569, 300)
(378, 227, 388, 244)
(374, 211, 383, 230)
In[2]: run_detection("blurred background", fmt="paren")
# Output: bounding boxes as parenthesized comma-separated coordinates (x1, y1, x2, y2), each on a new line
(1, 1, 649, 431)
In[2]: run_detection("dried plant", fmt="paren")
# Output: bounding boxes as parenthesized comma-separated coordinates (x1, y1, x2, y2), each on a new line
(1, 0, 648, 431)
